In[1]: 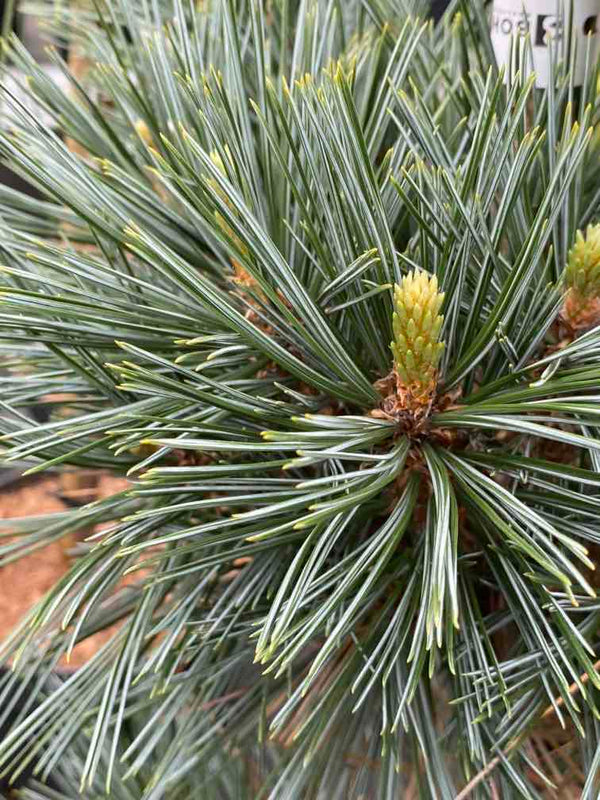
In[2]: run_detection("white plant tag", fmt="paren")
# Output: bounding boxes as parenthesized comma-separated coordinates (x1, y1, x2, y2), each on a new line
(491, 0, 600, 87)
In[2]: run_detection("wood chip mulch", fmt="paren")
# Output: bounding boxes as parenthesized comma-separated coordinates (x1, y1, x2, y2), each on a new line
(0, 473, 129, 667)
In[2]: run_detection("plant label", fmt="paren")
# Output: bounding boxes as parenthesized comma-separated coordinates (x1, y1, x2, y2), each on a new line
(491, 0, 600, 87)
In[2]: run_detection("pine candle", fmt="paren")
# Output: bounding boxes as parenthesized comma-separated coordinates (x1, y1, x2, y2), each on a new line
(491, 0, 600, 87)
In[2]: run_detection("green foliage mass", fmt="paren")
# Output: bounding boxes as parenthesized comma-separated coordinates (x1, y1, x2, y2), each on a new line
(1, 1, 600, 797)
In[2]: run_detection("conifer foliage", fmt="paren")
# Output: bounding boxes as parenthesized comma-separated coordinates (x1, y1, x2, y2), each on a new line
(1, 0, 600, 797)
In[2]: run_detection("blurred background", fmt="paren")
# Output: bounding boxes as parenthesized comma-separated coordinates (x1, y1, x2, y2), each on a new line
(0, 2, 69, 195)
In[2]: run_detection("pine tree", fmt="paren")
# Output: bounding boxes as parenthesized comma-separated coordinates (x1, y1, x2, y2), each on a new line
(1, 1, 600, 797)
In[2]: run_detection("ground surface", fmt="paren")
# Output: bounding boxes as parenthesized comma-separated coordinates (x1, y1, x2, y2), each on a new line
(0, 473, 128, 666)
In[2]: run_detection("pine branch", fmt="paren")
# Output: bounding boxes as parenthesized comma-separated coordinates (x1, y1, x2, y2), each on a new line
(1, 0, 600, 796)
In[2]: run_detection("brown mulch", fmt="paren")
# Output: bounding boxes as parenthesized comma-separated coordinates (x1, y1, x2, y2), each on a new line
(0, 472, 129, 667)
